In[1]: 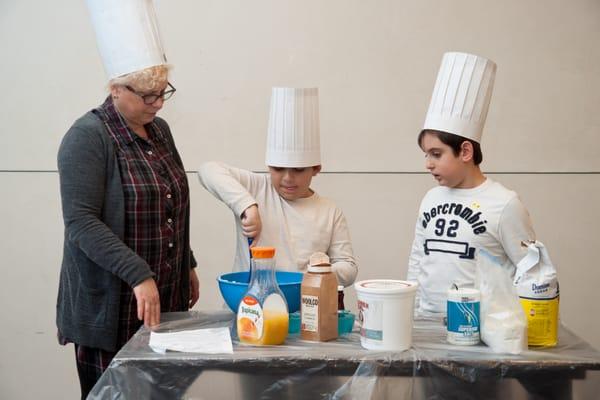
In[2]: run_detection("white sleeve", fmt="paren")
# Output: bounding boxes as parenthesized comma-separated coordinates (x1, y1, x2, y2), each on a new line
(197, 161, 263, 217)
(498, 195, 536, 267)
(329, 208, 358, 287)
(407, 211, 426, 313)
(407, 214, 425, 282)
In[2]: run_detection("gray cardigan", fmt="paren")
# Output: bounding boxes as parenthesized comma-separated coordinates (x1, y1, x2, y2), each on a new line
(56, 110, 195, 352)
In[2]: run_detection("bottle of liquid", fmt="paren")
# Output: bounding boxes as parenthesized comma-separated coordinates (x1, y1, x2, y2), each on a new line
(338, 285, 345, 311)
(237, 247, 289, 345)
(301, 252, 338, 341)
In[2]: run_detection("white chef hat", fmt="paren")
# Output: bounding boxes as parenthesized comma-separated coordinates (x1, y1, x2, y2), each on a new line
(86, 0, 167, 80)
(422, 52, 497, 143)
(265, 87, 321, 168)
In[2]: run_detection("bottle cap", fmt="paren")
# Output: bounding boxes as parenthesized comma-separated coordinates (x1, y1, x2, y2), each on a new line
(308, 252, 331, 273)
(309, 252, 330, 266)
(250, 247, 276, 259)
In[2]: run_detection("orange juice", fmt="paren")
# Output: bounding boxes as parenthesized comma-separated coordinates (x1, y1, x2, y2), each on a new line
(237, 247, 289, 345)
(238, 310, 289, 345)
(260, 312, 289, 345)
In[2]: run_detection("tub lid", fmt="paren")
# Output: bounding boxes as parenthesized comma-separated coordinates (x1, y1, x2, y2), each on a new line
(354, 279, 418, 294)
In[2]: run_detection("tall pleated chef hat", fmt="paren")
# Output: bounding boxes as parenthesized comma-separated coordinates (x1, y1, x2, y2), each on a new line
(422, 52, 497, 143)
(266, 87, 321, 168)
(86, 0, 167, 79)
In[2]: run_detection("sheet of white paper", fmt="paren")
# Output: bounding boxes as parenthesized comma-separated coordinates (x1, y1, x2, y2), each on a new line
(149, 327, 233, 354)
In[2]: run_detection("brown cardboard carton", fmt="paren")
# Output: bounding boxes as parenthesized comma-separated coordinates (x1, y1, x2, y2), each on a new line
(301, 252, 338, 341)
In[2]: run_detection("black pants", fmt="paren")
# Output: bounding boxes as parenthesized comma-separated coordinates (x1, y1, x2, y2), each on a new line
(74, 344, 117, 400)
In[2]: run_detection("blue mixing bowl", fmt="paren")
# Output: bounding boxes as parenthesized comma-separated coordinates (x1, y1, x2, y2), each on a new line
(217, 271, 303, 313)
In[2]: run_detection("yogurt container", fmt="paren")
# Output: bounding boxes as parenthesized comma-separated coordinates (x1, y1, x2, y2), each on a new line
(354, 279, 418, 351)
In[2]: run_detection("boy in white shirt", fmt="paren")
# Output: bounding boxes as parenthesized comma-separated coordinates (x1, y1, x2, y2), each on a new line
(407, 52, 536, 316)
(199, 87, 358, 287)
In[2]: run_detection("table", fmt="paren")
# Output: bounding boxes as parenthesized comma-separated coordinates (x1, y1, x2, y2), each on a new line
(88, 310, 600, 399)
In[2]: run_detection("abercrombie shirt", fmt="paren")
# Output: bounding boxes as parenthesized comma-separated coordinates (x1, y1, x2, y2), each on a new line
(407, 178, 535, 315)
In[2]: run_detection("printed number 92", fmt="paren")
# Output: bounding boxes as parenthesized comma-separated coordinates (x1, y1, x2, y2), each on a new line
(435, 219, 459, 237)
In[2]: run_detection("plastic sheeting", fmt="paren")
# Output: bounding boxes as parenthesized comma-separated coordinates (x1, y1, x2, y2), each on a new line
(88, 310, 600, 399)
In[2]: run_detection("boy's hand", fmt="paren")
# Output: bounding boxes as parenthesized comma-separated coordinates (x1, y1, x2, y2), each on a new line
(241, 204, 262, 240)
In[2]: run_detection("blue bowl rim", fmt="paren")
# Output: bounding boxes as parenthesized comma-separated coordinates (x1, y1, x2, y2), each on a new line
(217, 271, 303, 287)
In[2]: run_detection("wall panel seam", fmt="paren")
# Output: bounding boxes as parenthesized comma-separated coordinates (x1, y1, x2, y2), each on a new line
(2, 170, 600, 175)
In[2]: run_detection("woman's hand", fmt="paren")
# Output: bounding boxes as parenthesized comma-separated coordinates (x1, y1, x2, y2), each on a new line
(133, 278, 161, 328)
(241, 204, 262, 241)
(189, 268, 200, 308)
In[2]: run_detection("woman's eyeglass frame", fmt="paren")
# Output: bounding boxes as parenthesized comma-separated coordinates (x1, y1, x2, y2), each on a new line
(124, 82, 176, 105)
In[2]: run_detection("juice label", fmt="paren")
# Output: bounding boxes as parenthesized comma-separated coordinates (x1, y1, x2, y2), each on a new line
(301, 295, 319, 332)
(520, 296, 559, 346)
(237, 295, 263, 342)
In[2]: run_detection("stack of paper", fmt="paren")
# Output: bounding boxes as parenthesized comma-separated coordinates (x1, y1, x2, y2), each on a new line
(149, 327, 233, 354)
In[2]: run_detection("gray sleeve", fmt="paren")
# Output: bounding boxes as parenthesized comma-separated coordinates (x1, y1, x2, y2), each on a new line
(57, 125, 154, 287)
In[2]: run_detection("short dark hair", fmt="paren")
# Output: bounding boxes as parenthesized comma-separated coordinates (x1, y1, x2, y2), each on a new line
(418, 130, 483, 165)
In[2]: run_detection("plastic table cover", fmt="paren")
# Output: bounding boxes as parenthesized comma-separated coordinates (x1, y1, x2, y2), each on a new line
(88, 310, 600, 399)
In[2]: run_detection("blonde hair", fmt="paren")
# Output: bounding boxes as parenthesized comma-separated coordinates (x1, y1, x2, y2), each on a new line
(109, 64, 170, 92)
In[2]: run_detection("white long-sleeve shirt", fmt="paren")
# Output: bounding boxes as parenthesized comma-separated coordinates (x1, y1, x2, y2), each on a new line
(407, 178, 535, 315)
(198, 162, 358, 287)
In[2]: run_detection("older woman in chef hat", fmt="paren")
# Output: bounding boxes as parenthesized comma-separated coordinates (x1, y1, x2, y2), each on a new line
(56, 1, 198, 397)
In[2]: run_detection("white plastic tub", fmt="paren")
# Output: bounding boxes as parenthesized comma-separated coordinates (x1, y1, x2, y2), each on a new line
(354, 279, 418, 351)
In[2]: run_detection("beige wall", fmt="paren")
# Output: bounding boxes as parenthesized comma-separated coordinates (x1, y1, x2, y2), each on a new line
(1, 1, 599, 398)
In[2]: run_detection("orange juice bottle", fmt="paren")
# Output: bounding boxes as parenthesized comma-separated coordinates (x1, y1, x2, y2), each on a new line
(237, 247, 289, 345)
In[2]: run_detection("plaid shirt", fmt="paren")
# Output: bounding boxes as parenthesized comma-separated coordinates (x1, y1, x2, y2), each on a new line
(94, 97, 190, 346)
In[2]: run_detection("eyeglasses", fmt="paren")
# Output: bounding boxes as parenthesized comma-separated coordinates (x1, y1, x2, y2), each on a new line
(124, 82, 176, 105)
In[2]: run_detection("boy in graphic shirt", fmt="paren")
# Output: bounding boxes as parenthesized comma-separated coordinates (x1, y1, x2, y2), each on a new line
(407, 52, 536, 315)
(199, 87, 358, 287)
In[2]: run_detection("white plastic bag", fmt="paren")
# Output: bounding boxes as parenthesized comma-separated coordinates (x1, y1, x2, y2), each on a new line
(476, 249, 527, 354)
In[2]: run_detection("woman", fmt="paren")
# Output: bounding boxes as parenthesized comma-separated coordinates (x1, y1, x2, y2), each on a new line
(56, 64, 199, 398)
